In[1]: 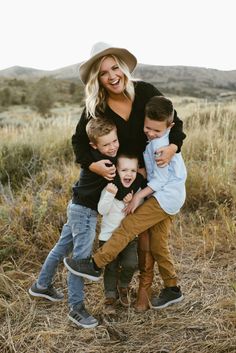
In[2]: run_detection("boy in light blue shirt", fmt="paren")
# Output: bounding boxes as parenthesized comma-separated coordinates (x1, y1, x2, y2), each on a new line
(65, 96, 187, 310)
(131, 96, 187, 216)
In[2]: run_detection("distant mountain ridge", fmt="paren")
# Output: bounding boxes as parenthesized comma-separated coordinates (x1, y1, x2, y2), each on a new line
(0, 64, 80, 80)
(1, 63, 236, 98)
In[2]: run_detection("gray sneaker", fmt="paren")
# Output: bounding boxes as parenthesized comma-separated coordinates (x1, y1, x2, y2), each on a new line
(151, 286, 184, 309)
(64, 257, 102, 281)
(29, 282, 64, 302)
(68, 304, 98, 328)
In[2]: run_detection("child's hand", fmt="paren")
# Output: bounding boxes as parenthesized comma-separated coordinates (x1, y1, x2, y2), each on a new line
(155, 144, 177, 167)
(124, 193, 142, 214)
(123, 191, 133, 203)
(106, 183, 118, 195)
(89, 160, 116, 180)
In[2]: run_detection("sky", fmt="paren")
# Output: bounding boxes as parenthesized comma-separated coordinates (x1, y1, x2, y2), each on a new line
(1, 0, 235, 72)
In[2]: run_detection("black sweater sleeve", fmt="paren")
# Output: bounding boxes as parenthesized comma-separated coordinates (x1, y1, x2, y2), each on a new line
(71, 109, 94, 168)
(170, 110, 186, 152)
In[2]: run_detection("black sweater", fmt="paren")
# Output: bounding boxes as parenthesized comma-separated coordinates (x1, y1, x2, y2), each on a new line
(72, 81, 186, 168)
(72, 150, 116, 211)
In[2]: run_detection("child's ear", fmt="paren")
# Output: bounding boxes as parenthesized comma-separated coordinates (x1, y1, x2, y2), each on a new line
(89, 141, 98, 150)
(169, 122, 175, 129)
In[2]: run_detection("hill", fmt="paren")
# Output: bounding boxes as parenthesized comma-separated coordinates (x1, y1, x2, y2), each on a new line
(0, 64, 79, 80)
(1, 63, 236, 98)
(134, 64, 236, 98)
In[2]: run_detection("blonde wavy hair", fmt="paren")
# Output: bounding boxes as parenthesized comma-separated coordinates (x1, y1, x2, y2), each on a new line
(86, 117, 117, 144)
(85, 55, 135, 118)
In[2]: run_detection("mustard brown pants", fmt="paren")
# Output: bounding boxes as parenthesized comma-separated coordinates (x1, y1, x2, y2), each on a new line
(94, 197, 178, 287)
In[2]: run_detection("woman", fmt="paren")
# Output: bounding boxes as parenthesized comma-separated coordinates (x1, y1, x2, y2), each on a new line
(72, 42, 186, 311)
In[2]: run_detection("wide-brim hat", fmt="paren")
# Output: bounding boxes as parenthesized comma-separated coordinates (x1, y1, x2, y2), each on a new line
(79, 42, 137, 84)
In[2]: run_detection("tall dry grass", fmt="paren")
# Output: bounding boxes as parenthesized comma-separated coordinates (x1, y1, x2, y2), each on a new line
(0, 107, 79, 188)
(0, 100, 235, 353)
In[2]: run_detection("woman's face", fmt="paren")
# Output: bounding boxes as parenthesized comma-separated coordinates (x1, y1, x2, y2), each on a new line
(98, 56, 125, 96)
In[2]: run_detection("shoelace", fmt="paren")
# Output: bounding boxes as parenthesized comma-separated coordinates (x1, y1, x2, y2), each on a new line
(74, 305, 90, 319)
(47, 285, 56, 294)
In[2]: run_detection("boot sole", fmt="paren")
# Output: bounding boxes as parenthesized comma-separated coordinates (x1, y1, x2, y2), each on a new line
(134, 304, 150, 312)
(151, 294, 184, 309)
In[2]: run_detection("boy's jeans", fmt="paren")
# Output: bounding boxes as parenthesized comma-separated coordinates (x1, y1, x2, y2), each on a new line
(37, 201, 97, 309)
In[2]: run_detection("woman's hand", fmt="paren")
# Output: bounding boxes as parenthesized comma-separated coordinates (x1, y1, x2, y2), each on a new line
(155, 144, 177, 167)
(89, 160, 116, 180)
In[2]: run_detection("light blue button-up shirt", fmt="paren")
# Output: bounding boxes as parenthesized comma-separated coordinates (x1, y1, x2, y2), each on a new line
(143, 130, 187, 215)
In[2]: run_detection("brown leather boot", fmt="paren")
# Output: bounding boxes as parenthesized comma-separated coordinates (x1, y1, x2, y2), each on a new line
(118, 287, 130, 307)
(134, 231, 155, 312)
(104, 297, 117, 315)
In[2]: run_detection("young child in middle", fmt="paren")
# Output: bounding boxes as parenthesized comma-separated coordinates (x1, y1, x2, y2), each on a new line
(97, 152, 144, 314)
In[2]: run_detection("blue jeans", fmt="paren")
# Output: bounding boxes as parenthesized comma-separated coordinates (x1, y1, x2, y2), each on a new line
(37, 201, 97, 309)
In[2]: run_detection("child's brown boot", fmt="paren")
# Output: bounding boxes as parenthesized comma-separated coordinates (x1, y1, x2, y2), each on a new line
(134, 231, 155, 312)
(104, 297, 117, 315)
(118, 287, 130, 307)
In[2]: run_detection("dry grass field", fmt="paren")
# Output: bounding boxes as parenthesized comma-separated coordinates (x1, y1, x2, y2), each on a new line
(0, 98, 235, 353)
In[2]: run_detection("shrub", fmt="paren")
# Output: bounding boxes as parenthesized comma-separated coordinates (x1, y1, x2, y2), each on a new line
(0, 143, 43, 188)
(33, 86, 55, 117)
(0, 88, 12, 106)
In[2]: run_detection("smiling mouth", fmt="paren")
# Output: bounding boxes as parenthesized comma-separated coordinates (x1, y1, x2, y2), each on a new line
(122, 177, 133, 186)
(110, 79, 119, 86)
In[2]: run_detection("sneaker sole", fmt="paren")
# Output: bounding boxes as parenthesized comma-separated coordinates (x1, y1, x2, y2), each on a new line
(68, 315, 98, 328)
(63, 258, 101, 282)
(28, 288, 64, 302)
(151, 294, 184, 309)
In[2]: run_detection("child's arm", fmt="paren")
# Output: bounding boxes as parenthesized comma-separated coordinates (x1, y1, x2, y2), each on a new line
(156, 111, 186, 166)
(89, 160, 116, 181)
(147, 159, 169, 194)
(125, 186, 153, 214)
(155, 144, 177, 167)
(97, 183, 118, 215)
(145, 139, 169, 192)
(126, 141, 169, 214)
